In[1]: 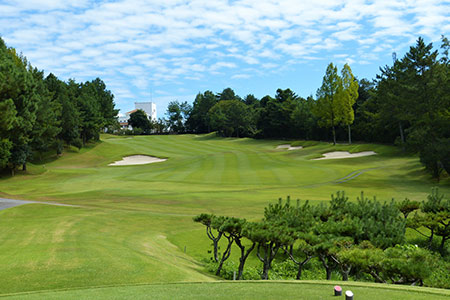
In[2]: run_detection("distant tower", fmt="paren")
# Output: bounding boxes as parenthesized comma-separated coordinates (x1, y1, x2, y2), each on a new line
(392, 52, 397, 64)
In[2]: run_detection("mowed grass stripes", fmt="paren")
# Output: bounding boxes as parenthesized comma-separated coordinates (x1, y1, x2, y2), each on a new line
(0, 134, 448, 297)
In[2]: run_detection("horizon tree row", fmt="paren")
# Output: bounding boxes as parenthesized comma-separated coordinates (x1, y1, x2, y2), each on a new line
(162, 36, 449, 180)
(0, 37, 118, 175)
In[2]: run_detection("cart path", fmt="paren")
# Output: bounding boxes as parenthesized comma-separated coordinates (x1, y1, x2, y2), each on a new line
(300, 166, 385, 189)
(0, 198, 78, 211)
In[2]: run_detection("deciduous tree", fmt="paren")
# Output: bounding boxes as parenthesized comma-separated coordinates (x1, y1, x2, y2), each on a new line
(340, 64, 359, 144)
(314, 63, 343, 145)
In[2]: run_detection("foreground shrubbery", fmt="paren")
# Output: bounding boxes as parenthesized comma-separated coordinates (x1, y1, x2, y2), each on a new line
(194, 190, 449, 288)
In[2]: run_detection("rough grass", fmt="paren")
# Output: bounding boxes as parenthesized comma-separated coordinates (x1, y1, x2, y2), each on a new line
(0, 134, 448, 297)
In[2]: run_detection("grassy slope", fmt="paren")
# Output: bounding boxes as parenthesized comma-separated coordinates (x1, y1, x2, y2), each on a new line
(0, 134, 448, 297)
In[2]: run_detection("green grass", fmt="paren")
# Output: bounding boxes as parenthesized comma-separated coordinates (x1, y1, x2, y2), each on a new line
(0, 134, 448, 297)
(1, 281, 449, 300)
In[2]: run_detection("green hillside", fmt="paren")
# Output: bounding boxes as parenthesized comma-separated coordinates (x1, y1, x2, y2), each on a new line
(0, 134, 448, 297)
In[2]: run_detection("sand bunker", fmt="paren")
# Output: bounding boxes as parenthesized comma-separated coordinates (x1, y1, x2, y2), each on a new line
(313, 151, 376, 160)
(276, 144, 303, 151)
(109, 155, 167, 166)
(0, 198, 78, 211)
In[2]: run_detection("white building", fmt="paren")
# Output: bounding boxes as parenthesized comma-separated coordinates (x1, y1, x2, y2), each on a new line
(119, 102, 157, 129)
(135, 102, 157, 122)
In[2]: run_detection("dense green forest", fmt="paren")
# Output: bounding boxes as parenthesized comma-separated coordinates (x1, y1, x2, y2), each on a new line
(0, 37, 118, 175)
(156, 37, 449, 180)
(195, 189, 449, 288)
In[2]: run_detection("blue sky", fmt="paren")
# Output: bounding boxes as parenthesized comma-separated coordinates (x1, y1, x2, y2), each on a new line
(1, 0, 449, 117)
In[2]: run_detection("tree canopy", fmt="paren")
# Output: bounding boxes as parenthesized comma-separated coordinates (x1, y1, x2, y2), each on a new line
(195, 190, 448, 286)
(0, 37, 118, 175)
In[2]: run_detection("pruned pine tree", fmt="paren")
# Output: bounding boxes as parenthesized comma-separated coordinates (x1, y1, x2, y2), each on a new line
(408, 188, 449, 253)
(219, 217, 255, 280)
(193, 214, 222, 262)
(243, 221, 292, 280)
(210, 216, 234, 276)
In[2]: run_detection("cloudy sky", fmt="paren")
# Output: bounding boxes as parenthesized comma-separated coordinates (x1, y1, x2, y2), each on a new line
(1, 0, 448, 117)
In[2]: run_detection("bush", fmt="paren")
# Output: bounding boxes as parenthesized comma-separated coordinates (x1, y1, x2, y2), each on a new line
(269, 260, 298, 280)
(423, 259, 450, 289)
(290, 140, 319, 147)
(382, 244, 437, 284)
(132, 128, 144, 135)
(202, 259, 261, 280)
(72, 138, 83, 149)
(241, 265, 261, 280)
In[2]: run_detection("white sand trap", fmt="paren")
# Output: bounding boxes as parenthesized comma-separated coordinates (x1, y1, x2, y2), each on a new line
(287, 146, 303, 151)
(313, 151, 376, 160)
(276, 144, 303, 151)
(109, 155, 167, 166)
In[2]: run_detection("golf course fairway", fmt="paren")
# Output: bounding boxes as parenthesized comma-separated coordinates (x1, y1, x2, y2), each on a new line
(0, 134, 448, 298)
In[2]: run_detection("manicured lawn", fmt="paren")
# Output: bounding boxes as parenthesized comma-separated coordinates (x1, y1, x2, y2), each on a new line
(2, 135, 447, 212)
(0, 134, 448, 296)
(1, 281, 449, 300)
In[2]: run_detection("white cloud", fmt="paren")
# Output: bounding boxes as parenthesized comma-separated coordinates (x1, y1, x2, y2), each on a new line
(1, 0, 447, 114)
(210, 61, 238, 71)
(232, 74, 251, 79)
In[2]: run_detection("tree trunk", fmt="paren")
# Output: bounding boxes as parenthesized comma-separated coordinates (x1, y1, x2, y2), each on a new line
(332, 125, 336, 145)
(369, 269, 387, 283)
(256, 242, 279, 280)
(326, 268, 332, 280)
(296, 265, 303, 280)
(439, 235, 448, 254)
(399, 121, 405, 146)
(216, 235, 233, 276)
(22, 163, 27, 171)
(82, 132, 87, 146)
(237, 241, 255, 280)
(348, 124, 352, 144)
(341, 267, 350, 281)
(262, 260, 270, 280)
(320, 255, 332, 280)
(257, 243, 272, 280)
(339, 262, 351, 281)
(296, 257, 312, 280)
(206, 227, 222, 262)
(213, 239, 219, 262)
(257, 243, 270, 280)
(282, 247, 312, 280)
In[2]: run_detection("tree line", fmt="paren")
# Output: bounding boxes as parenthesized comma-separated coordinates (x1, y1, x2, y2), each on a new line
(156, 37, 449, 180)
(0, 37, 118, 175)
(194, 189, 449, 287)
